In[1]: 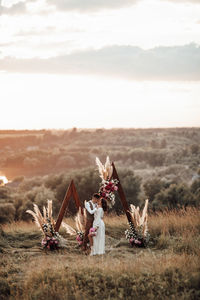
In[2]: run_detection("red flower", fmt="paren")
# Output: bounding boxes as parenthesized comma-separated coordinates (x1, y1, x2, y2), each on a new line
(105, 185, 111, 190)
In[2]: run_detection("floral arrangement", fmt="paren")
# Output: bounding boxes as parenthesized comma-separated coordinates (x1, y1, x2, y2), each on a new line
(89, 227, 97, 236)
(41, 236, 59, 250)
(125, 199, 150, 248)
(76, 231, 84, 246)
(98, 179, 119, 207)
(26, 200, 67, 250)
(96, 156, 118, 207)
(125, 222, 150, 247)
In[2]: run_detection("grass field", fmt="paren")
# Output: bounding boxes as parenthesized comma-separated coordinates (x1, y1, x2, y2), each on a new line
(0, 208, 200, 300)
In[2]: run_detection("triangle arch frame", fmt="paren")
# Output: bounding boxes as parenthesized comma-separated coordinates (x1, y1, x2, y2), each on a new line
(55, 162, 132, 232)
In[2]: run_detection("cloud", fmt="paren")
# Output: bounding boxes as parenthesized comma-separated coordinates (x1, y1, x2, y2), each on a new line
(0, 0, 139, 15)
(1, 0, 200, 16)
(14, 26, 83, 38)
(14, 27, 56, 37)
(47, 0, 139, 12)
(166, 0, 200, 3)
(0, 0, 49, 15)
(0, 0, 27, 15)
(0, 43, 199, 81)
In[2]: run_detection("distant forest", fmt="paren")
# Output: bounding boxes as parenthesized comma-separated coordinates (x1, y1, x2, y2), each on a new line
(0, 128, 200, 223)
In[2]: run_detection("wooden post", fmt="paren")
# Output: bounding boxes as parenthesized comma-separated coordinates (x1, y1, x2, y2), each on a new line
(112, 162, 133, 224)
(72, 181, 83, 214)
(55, 180, 82, 232)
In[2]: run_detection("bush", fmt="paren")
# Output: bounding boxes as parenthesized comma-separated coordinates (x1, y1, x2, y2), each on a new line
(0, 187, 10, 200)
(153, 184, 195, 209)
(0, 203, 15, 223)
(114, 169, 141, 213)
(0, 278, 10, 300)
(191, 178, 200, 194)
(143, 178, 167, 202)
(190, 144, 199, 155)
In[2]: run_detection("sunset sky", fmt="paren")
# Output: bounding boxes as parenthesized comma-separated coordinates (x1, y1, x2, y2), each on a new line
(0, 0, 200, 129)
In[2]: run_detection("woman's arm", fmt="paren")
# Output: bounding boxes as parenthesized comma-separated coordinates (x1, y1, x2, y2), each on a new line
(85, 201, 96, 214)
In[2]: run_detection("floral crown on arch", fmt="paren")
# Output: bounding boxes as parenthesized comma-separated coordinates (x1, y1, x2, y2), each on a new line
(96, 156, 118, 208)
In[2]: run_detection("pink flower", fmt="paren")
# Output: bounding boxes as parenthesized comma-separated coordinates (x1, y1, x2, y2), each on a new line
(135, 239, 141, 245)
(76, 235, 81, 242)
(130, 238, 134, 244)
(41, 239, 46, 246)
(114, 186, 118, 191)
(89, 227, 96, 233)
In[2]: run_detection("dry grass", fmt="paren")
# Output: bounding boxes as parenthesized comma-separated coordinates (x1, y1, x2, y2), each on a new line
(149, 207, 200, 236)
(23, 250, 199, 277)
(3, 207, 199, 235)
(1, 209, 200, 300)
(2, 221, 39, 233)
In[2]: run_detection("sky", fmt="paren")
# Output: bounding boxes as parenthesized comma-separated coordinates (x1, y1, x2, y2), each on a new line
(0, 0, 200, 129)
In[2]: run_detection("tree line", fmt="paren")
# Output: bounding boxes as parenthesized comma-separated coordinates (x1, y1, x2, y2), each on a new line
(0, 167, 199, 224)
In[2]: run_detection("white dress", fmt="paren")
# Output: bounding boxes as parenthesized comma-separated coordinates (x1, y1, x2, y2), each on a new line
(91, 207, 105, 256)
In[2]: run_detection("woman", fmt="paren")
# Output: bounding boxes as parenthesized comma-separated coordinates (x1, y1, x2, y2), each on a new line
(88, 198, 107, 256)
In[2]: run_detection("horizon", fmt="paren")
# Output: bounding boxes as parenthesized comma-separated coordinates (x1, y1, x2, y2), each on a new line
(0, 126, 200, 131)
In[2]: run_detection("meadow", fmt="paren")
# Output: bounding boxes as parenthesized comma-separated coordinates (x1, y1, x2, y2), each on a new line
(0, 208, 199, 300)
(0, 128, 199, 299)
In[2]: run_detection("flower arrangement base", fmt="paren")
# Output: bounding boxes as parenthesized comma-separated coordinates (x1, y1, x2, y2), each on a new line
(129, 238, 147, 248)
(125, 222, 150, 249)
(42, 236, 59, 251)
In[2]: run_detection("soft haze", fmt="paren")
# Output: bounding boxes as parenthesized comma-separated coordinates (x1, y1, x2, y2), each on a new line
(0, 0, 200, 129)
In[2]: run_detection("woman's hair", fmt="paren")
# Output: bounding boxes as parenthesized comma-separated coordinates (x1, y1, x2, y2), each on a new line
(101, 198, 107, 212)
(93, 193, 100, 199)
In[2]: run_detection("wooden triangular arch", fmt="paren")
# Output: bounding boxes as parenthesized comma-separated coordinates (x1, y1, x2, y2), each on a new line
(111, 162, 132, 224)
(55, 162, 132, 232)
(55, 180, 83, 232)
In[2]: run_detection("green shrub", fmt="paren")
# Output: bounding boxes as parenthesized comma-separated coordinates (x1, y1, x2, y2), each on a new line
(153, 184, 194, 209)
(143, 178, 167, 202)
(0, 278, 10, 300)
(0, 203, 15, 223)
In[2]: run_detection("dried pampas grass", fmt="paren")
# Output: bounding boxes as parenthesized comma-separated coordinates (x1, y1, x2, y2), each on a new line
(26, 199, 55, 235)
(96, 156, 113, 181)
(129, 199, 149, 238)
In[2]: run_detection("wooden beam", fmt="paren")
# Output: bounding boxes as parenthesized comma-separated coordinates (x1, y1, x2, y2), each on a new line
(112, 162, 133, 224)
(55, 180, 73, 232)
(55, 180, 83, 232)
(72, 180, 83, 214)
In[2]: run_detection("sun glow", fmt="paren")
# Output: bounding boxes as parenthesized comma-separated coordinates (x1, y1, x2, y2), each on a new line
(0, 175, 9, 185)
(0, 73, 200, 129)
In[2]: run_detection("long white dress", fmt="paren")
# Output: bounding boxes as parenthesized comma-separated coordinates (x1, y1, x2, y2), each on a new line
(91, 207, 105, 256)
